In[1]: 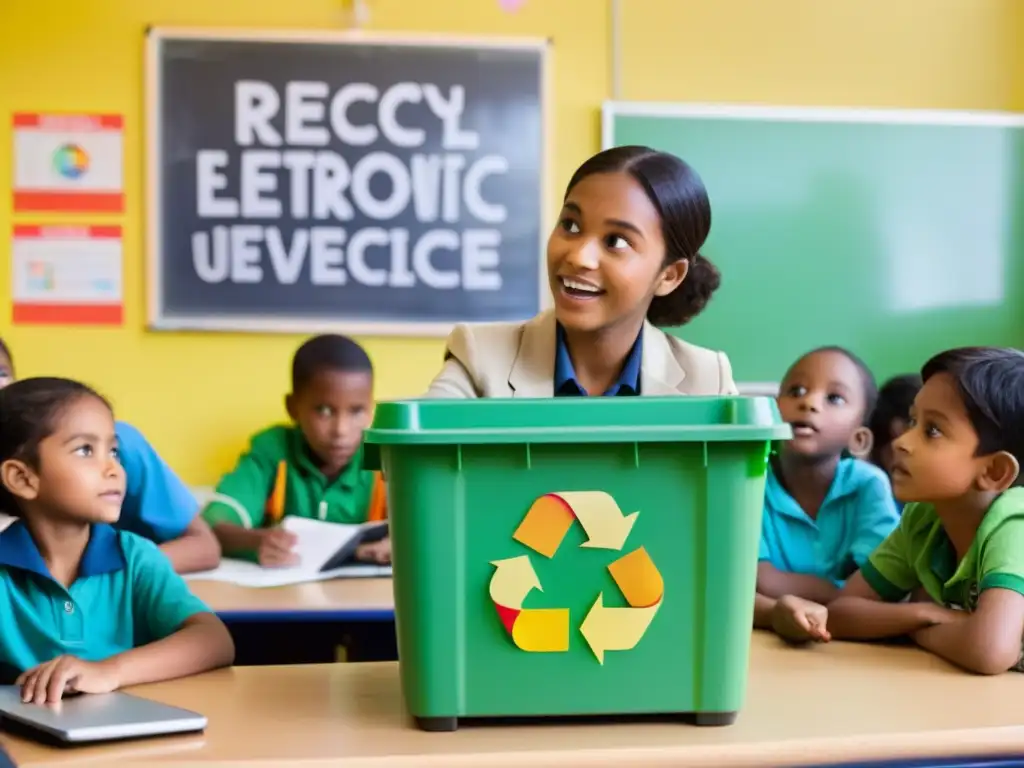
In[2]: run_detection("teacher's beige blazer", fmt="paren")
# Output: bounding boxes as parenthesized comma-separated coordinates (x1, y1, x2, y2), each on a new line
(425, 310, 738, 398)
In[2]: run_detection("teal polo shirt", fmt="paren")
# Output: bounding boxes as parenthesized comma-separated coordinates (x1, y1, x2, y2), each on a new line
(759, 458, 900, 585)
(0, 521, 210, 679)
(554, 323, 642, 396)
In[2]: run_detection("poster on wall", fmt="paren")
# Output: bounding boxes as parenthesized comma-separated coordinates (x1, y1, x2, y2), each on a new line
(146, 29, 548, 335)
(11, 225, 124, 326)
(12, 113, 125, 214)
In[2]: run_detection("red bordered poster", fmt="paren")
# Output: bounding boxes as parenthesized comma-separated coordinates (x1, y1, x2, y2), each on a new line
(12, 113, 124, 213)
(11, 225, 123, 326)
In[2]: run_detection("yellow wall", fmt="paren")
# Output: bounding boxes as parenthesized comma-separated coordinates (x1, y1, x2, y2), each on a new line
(622, 0, 1020, 110)
(0, 0, 1019, 484)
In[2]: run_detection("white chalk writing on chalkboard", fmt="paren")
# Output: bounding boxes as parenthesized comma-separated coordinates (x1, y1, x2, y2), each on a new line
(190, 80, 508, 292)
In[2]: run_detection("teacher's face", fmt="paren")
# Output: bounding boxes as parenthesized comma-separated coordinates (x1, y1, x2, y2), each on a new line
(546, 171, 672, 335)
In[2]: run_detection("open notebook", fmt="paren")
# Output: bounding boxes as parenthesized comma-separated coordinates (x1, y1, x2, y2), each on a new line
(185, 517, 392, 588)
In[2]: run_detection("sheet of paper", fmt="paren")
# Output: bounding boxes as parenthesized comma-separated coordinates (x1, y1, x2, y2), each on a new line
(184, 517, 390, 587)
(184, 559, 391, 588)
(279, 516, 365, 570)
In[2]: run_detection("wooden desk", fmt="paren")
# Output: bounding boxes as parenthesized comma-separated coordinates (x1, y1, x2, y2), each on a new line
(188, 578, 395, 622)
(5, 632, 1024, 768)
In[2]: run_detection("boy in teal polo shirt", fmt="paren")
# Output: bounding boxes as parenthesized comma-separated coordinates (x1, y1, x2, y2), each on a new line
(754, 347, 900, 634)
(781, 347, 1024, 674)
(203, 335, 389, 567)
(0, 377, 233, 702)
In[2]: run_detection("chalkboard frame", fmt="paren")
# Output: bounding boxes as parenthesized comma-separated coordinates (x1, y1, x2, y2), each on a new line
(145, 28, 552, 336)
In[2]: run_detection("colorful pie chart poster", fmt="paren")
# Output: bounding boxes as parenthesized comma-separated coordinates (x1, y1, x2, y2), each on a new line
(12, 113, 124, 214)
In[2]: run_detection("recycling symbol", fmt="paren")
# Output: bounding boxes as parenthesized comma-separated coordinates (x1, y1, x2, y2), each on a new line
(488, 491, 664, 664)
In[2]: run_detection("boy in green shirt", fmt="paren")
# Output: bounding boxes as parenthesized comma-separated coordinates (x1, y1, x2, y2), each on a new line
(202, 335, 389, 566)
(775, 347, 1024, 674)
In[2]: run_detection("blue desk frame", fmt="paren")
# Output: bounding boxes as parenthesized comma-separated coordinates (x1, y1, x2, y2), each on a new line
(215, 607, 395, 623)
(818, 757, 1024, 768)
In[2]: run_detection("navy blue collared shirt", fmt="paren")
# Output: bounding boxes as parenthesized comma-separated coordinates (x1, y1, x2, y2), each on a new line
(554, 324, 643, 397)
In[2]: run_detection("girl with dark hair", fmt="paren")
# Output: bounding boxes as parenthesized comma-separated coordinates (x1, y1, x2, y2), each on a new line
(427, 146, 736, 398)
(0, 377, 233, 703)
(0, 337, 220, 574)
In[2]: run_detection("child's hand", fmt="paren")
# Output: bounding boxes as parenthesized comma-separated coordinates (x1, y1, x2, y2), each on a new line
(355, 536, 392, 565)
(16, 656, 120, 704)
(258, 527, 299, 567)
(771, 595, 831, 644)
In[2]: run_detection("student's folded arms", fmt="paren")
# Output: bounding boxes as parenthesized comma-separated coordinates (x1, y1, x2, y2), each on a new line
(786, 348, 1024, 675)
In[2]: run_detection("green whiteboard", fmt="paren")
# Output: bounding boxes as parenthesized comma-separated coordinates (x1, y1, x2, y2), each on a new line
(603, 103, 1024, 385)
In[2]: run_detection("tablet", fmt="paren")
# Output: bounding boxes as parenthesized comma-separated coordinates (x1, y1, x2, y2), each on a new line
(0, 686, 206, 744)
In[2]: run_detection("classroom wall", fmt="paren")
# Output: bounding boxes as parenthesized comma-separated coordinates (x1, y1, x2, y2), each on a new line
(0, 0, 1020, 485)
(621, 0, 1021, 111)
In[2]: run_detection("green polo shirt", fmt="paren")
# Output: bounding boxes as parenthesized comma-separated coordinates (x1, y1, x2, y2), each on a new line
(862, 488, 1024, 611)
(202, 425, 377, 531)
(0, 521, 209, 679)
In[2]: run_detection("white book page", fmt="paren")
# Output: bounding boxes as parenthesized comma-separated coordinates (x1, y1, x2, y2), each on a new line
(279, 517, 366, 571)
(183, 559, 391, 588)
(183, 517, 390, 588)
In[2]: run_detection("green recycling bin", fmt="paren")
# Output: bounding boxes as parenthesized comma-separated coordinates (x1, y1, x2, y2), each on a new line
(363, 396, 790, 732)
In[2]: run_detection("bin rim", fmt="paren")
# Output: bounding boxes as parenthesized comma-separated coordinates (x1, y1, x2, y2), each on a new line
(365, 396, 792, 445)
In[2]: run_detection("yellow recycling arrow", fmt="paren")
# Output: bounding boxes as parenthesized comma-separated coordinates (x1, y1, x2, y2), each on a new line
(494, 492, 664, 662)
(580, 594, 660, 665)
(513, 491, 638, 556)
(580, 546, 664, 664)
(489, 556, 570, 653)
(489, 556, 541, 609)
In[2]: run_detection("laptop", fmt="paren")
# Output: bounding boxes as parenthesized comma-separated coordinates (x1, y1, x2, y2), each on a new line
(0, 686, 206, 744)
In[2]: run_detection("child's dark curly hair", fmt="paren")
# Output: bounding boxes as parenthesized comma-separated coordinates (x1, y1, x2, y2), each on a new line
(868, 373, 922, 467)
(563, 145, 719, 327)
(0, 377, 109, 516)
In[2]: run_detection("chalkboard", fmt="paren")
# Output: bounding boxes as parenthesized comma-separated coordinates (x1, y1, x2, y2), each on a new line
(603, 103, 1024, 383)
(146, 29, 548, 336)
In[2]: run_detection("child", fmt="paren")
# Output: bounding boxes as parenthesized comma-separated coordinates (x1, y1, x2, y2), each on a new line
(0, 377, 233, 702)
(202, 335, 388, 567)
(869, 373, 922, 511)
(754, 347, 900, 634)
(426, 145, 737, 399)
(0, 339, 12, 389)
(0, 337, 220, 574)
(783, 347, 1024, 675)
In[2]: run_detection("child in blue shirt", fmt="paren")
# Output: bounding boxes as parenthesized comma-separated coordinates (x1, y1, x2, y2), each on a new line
(0, 338, 219, 574)
(755, 346, 900, 635)
(0, 377, 233, 702)
(781, 348, 1024, 674)
(868, 374, 922, 512)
